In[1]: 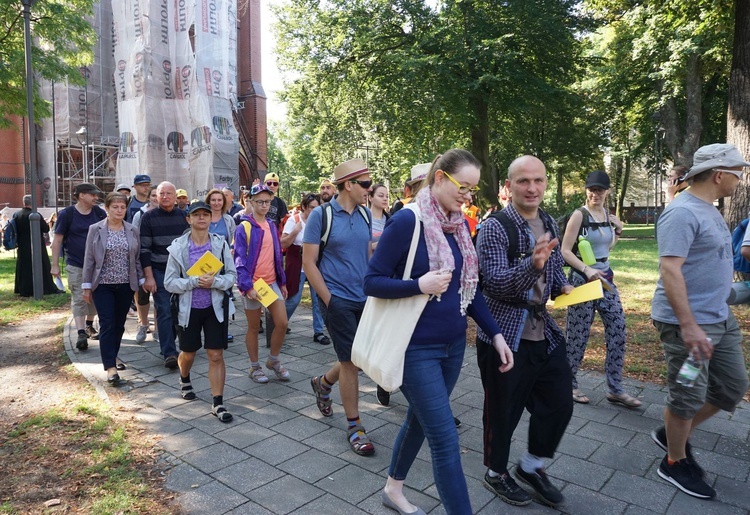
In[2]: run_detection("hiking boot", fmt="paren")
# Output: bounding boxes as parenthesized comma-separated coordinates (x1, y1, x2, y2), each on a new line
(249, 366, 269, 384)
(483, 471, 532, 506)
(514, 466, 564, 506)
(76, 332, 88, 350)
(651, 426, 704, 477)
(135, 324, 148, 344)
(657, 455, 715, 499)
(376, 386, 391, 406)
(85, 325, 99, 340)
(266, 359, 290, 381)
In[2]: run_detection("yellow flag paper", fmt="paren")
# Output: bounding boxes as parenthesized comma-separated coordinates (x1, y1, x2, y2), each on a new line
(552, 280, 604, 309)
(253, 278, 279, 307)
(186, 250, 223, 277)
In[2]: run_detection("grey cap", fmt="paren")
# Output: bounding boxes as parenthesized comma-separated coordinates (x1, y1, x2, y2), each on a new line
(684, 143, 750, 180)
(115, 183, 131, 193)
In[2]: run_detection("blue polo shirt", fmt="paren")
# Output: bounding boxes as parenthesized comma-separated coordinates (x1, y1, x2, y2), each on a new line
(303, 197, 372, 302)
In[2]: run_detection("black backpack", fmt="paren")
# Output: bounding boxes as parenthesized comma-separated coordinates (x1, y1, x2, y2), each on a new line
(556, 207, 611, 258)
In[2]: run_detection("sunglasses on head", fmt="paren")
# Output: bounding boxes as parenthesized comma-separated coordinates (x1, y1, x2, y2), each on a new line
(349, 179, 372, 189)
(266, 181, 279, 187)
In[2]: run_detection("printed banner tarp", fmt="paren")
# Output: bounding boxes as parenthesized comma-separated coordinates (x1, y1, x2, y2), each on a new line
(114, 0, 238, 198)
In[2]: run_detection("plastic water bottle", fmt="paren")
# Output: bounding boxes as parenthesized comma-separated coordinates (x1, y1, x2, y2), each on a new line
(578, 236, 596, 266)
(676, 339, 712, 388)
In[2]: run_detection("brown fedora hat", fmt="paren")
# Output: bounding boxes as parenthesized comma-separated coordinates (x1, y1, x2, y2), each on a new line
(332, 158, 368, 184)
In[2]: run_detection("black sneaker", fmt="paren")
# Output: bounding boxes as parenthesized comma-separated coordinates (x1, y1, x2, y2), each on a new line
(483, 471, 532, 506)
(85, 325, 99, 340)
(376, 386, 391, 406)
(657, 455, 715, 499)
(651, 426, 705, 477)
(514, 466, 564, 506)
(313, 332, 331, 345)
(454, 417, 462, 428)
(76, 332, 88, 350)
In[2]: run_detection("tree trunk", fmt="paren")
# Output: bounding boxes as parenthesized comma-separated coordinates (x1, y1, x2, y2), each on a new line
(556, 168, 564, 209)
(617, 155, 631, 219)
(470, 91, 495, 202)
(726, 0, 750, 230)
(660, 54, 703, 167)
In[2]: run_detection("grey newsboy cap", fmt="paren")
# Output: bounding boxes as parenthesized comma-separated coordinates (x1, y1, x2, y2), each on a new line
(684, 143, 750, 180)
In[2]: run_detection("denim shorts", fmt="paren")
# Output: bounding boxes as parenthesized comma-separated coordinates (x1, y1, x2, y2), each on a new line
(655, 312, 749, 419)
(242, 281, 283, 311)
(319, 295, 365, 362)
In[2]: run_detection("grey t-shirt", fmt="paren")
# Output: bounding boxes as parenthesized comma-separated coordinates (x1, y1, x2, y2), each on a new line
(651, 192, 732, 325)
(520, 215, 547, 341)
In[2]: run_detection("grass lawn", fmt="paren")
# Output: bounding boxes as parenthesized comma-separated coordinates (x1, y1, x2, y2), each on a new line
(551, 225, 750, 388)
(0, 249, 70, 325)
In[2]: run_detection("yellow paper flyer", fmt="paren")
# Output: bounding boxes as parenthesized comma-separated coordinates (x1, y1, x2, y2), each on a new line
(253, 278, 279, 307)
(552, 280, 604, 309)
(186, 250, 223, 277)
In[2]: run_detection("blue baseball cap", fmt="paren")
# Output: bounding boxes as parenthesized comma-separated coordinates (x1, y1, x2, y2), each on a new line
(133, 174, 151, 185)
(250, 184, 274, 197)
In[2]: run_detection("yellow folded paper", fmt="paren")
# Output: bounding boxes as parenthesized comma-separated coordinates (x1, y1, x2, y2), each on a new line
(552, 280, 604, 309)
(253, 278, 279, 307)
(186, 250, 223, 277)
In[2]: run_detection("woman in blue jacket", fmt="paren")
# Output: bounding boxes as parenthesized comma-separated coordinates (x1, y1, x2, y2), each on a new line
(364, 149, 514, 515)
(234, 184, 289, 383)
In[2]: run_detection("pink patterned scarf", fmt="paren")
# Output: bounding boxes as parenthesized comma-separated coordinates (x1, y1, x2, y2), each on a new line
(415, 186, 478, 315)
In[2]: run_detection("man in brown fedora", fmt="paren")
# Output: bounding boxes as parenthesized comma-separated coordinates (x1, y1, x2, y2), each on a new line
(303, 158, 375, 456)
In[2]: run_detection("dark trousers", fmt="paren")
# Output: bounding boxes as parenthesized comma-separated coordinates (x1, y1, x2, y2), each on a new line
(92, 283, 133, 370)
(477, 338, 574, 474)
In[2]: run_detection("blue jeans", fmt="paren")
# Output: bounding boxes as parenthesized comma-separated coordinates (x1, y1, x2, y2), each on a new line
(91, 283, 132, 370)
(389, 336, 470, 515)
(285, 270, 324, 334)
(152, 267, 177, 359)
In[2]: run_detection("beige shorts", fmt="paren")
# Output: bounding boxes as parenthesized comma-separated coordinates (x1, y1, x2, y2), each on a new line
(66, 265, 97, 318)
(242, 281, 283, 311)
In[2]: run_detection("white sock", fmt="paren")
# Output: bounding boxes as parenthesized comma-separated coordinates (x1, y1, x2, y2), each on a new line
(520, 452, 544, 473)
(488, 469, 501, 478)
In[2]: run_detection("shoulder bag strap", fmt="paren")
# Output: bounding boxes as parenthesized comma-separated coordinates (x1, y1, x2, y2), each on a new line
(402, 204, 421, 280)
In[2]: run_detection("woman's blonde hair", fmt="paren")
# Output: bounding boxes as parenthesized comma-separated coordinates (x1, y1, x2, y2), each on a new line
(204, 188, 227, 214)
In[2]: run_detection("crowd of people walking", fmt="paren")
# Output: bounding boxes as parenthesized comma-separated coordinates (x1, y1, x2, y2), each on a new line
(10, 142, 750, 513)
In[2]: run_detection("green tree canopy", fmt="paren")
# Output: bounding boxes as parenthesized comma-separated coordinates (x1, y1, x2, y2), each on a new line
(0, 0, 96, 128)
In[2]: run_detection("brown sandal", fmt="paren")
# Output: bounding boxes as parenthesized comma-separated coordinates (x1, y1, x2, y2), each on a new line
(347, 424, 375, 456)
(311, 375, 333, 417)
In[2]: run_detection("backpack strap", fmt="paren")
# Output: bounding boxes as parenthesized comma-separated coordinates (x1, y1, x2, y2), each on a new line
(241, 220, 252, 257)
(318, 202, 333, 266)
(492, 211, 524, 263)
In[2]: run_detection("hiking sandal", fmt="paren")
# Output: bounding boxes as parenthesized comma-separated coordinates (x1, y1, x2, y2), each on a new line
(311, 375, 333, 417)
(347, 424, 375, 456)
(212, 405, 233, 423)
(179, 379, 196, 400)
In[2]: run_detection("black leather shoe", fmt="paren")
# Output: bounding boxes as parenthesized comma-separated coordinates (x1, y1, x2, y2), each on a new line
(376, 386, 391, 406)
(514, 466, 563, 506)
(313, 332, 331, 345)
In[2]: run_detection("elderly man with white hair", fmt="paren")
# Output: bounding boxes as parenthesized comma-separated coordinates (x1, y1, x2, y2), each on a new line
(140, 181, 189, 368)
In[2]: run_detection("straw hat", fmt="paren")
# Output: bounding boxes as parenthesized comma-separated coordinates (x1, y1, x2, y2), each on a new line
(332, 159, 368, 185)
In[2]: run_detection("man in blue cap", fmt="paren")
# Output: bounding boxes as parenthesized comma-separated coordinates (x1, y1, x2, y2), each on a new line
(127, 174, 152, 223)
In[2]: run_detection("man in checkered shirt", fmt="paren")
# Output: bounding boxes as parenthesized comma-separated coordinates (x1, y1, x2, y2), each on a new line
(475, 155, 574, 508)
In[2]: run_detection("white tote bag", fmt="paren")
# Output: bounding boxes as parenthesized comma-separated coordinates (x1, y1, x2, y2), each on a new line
(351, 204, 429, 392)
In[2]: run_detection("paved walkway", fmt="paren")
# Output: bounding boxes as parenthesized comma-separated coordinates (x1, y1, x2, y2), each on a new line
(64, 300, 750, 514)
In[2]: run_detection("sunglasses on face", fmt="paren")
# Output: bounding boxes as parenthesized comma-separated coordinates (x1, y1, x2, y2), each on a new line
(349, 179, 372, 189)
(266, 181, 279, 187)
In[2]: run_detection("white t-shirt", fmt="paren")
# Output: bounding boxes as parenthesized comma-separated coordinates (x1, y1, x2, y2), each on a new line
(283, 214, 305, 246)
